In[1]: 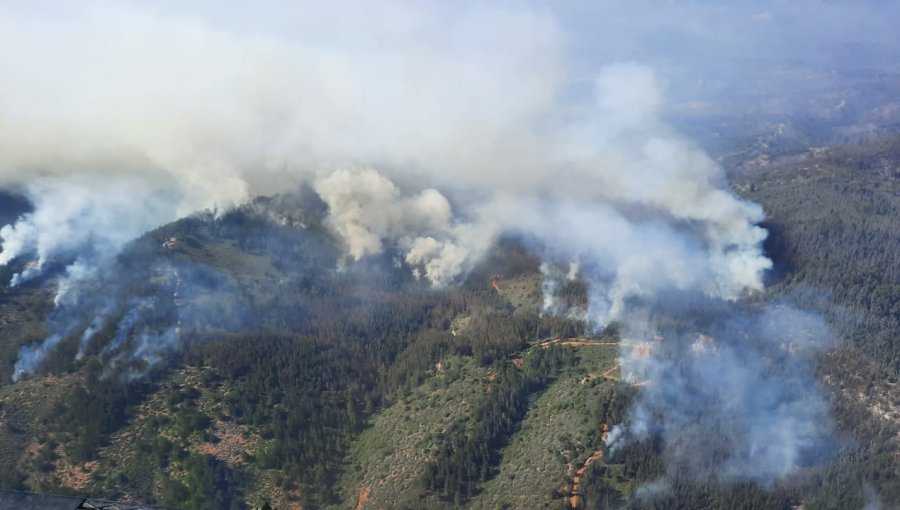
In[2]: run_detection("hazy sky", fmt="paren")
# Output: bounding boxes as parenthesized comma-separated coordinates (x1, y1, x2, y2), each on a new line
(5, 1, 898, 105)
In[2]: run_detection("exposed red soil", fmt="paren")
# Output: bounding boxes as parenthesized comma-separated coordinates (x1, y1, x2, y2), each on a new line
(599, 361, 622, 381)
(287, 488, 303, 510)
(538, 338, 619, 349)
(355, 486, 370, 510)
(569, 424, 609, 509)
(57, 458, 99, 491)
(196, 429, 251, 466)
(593, 360, 650, 387)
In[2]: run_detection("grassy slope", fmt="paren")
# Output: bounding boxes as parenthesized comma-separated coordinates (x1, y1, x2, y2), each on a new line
(337, 337, 622, 510)
(471, 344, 619, 510)
(336, 355, 493, 509)
(494, 273, 543, 313)
(0, 285, 55, 485)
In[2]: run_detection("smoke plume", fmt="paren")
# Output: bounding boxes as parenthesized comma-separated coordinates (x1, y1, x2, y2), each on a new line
(1, 174, 181, 286)
(0, 0, 853, 490)
(607, 303, 835, 483)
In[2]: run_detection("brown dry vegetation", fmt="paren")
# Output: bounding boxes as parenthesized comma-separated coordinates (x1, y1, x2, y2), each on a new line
(493, 273, 543, 312)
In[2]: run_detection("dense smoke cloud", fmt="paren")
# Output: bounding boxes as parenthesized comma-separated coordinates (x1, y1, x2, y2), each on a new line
(0, 0, 862, 490)
(310, 64, 772, 311)
(0, 174, 180, 286)
(0, 3, 771, 308)
(607, 303, 835, 483)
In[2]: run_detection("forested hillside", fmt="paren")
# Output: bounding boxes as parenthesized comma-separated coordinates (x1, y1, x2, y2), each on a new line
(731, 135, 900, 507)
(0, 196, 595, 508)
(0, 135, 898, 509)
(733, 134, 900, 373)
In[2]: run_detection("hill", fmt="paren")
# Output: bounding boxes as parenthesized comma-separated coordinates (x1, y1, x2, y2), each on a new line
(0, 133, 898, 509)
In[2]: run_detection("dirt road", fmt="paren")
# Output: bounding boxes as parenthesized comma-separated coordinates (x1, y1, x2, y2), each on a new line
(569, 424, 609, 509)
(538, 338, 619, 349)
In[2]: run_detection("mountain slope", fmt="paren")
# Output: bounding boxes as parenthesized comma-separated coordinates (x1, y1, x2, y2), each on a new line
(0, 133, 899, 508)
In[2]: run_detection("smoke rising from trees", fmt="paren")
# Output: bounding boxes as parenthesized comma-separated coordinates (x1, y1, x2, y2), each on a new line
(0, 0, 859, 489)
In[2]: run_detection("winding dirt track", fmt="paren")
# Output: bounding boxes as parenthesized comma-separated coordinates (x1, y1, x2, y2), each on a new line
(569, 424, 609, 509)
(592, 359, 649, 387)
(538, 338, 619, 348)
(598, 361, 621, 381)
(355, 486, 369, 510)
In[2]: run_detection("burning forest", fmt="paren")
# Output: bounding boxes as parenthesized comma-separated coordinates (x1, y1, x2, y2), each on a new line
(1, 1, 898, 509)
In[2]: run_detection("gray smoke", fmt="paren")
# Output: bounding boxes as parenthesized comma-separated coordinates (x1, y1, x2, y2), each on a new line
(608, 303, 835, 483)
(12, 332, 67, 382)
(539, 261, 584, 318)
(76, 306, 112, 360)
(0, 0, 868, 492)
(0, 174, 181, 285)
(305, 63, 771, 311)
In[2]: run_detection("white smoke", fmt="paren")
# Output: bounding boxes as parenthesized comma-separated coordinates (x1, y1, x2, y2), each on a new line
(613, 304, 836, 484)
(311, 167, 454, 260)
(0, 5, 769, 313)
(307, 162, 769, 324)
(0, 174, 181, 285)
(634, 480, 670, 500)
(0, 3, 561, 193)
(864, 484, 885, 510)
(12, 333, 66, 382)
(112, 328, 179, 381)
(0, 1, 850, 493)
(539, 261, 585, 318)
(604, 424, 624, 449)
(1, 3, 776, 393)
(302, 66, 771, 317)
(76, 306, 112, 360)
